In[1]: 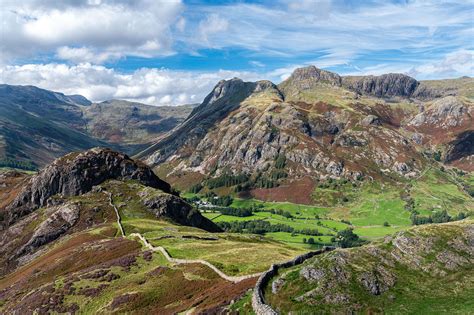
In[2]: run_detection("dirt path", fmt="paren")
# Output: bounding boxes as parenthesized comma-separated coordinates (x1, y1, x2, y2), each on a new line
(130, 232, 261, 283)
(105, 191, 125, 237)
(104, 190, 261, 283)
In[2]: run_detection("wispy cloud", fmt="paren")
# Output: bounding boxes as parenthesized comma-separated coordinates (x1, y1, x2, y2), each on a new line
(0, 0, 472, 102)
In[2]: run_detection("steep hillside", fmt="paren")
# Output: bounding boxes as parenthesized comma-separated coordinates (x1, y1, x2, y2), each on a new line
(0, 85, 193, 168)
(0, 84, 106, 167)
(137, 66, 473, 203)
(0, 148, 307, 314)
(261, 220, 474, 314)
(0, 148, 220, 273)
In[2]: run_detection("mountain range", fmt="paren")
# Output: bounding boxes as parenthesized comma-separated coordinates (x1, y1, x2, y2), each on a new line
(0, 67, 472, 314)
(0, 84, 193, 169)
(134, 66, 472, 204)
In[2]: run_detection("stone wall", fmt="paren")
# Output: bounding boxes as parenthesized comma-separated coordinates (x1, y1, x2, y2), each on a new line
(252, 246, 335, 315)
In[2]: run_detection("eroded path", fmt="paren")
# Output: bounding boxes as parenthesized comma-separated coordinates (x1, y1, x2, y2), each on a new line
(105, 190, 261, 283)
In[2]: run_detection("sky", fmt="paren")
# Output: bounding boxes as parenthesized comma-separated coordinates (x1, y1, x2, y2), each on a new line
(0, 0, 472, 105)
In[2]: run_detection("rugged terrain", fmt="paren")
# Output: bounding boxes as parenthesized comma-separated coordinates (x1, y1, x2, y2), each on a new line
(138, 67, 472, 183)
(259, 220, 474, 314)
(0, 85, 192, 169)
(0, 148, 304, 313)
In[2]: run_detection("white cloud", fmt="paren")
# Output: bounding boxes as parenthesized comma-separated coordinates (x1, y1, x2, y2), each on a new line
(183, 0, 472, 70)
(337, 49, 474, 79)
(198, 14, 229, 45)
(1, 0, 183, 63)
(0, 63, 263, 105)
(408, 49, 474, 79)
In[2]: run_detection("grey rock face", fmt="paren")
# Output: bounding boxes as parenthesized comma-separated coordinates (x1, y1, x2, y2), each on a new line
(409, 96, 468, 128)
(300, 266, 325, 282)
(342, 73, 419, 98)
(282, 65, 342, 90)
(139, 78, 268, 166)
(359, 267, 396, 295)
(326, 161, 344, 176)
(7, 148, 172, 226)
(361, 114, 382, 126)
(140, 192, 222, 232)
(17, 203, 80, 256)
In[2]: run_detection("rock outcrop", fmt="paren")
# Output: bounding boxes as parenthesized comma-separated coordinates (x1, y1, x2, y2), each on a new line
(136, 78, 280, 166)
(409, 96, 469, 128)
(279, 65, 342, 93)
(263, 221, 474, 313)
(342, 73, 419, 98)
(6, 148, 172, 226)
(139, 189, 222, 232)
(17, 203, 80, 256)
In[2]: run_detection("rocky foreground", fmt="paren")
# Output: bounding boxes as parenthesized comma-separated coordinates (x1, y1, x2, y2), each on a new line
(264, 220, 474, 314)
(0, 148, 220, 276)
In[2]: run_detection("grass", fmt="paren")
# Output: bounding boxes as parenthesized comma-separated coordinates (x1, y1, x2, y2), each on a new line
(352, 225, 409, 240)
(204, 211, 346, 236)
(193, 164, 473, 245)
(266, 232, 334, 248)
(0, 166, 36, 174)
(261, 220, 474, 314)
(100, 180, 305, 276)
(122, 218, 303, 276)
(150, 234, 303, 276)
(410, 169, 474, 215)
(230, 197, 329, 218)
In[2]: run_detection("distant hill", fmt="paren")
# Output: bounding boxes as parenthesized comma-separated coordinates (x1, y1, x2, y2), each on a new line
(0, 85, 193, 168)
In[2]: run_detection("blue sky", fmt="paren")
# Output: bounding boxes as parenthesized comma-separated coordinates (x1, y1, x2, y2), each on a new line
(0, 0, 472, 105)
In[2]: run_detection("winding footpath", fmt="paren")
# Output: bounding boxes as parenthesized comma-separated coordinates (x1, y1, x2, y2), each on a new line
(104, 190, 261, 283)
(105, 191, 125, 237)
(106, 189, 333, 313)
(129, 232, 261, 283)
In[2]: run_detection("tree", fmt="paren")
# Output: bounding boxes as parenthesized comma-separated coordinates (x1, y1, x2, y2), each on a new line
(307, 237, 315, 244)
(431, 209, 451, 223)
(302, 238, 307, 244)
(335, 228, 365, 248)
(383, 221, 390, 227)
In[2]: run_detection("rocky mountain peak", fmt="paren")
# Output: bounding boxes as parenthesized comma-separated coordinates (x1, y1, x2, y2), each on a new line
(202, 77, 247, 106)
(281, 65, 342, 90)
(6, 147, 172, 226)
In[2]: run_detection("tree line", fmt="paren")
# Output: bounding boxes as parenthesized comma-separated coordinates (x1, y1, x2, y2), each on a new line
(217, 220, 322, 236)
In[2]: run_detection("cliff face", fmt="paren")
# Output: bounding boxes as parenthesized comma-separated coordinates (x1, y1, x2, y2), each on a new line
(140, 189, 222, 232)
(136, 79, 277, 165)
(137, 66, 473, 198)
(342, 73, 420, 98)
(6, 147, 172, 226)
(1, 149, 222, 275)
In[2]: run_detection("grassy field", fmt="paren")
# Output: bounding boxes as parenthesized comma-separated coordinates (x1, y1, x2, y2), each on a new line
(0, 166, 36, 174)
(189, 165, 473, 246)
(101, 181, 306, 277)
(122, 217, 304, 276)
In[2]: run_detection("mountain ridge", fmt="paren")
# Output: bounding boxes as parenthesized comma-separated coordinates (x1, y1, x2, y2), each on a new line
(0, 84, 193, 168)
(137, 66, 473, 202)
